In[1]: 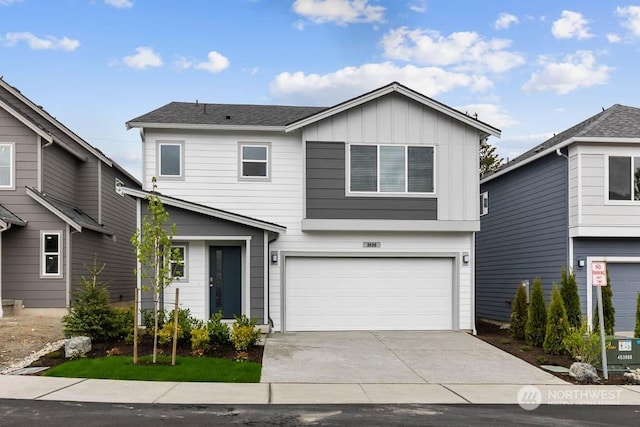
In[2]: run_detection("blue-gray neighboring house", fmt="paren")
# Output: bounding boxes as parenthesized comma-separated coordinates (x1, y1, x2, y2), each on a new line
(476, 104, 640, 333)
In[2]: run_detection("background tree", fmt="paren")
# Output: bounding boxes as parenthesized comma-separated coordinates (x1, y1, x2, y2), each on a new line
(544, 285, 569, 355)
(131, 177, 182, 363)
(593, 271, 615, 336)
(480, 139, 503, 177)
(560, 266, 581, 329)
(510, 284, 528, 340)
(526, 278, 547, 346)
(635, 292, 640, 339)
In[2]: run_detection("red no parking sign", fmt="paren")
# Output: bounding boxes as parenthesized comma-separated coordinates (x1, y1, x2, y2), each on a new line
(592, 261, 607, 286)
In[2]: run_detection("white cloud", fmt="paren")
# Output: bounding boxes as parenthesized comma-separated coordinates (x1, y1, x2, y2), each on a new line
(616, 5, 640, 37)
(408, 1, 426, 13)
(194, 51, 229, 73)
(455, 103, 519, 129)
(380, 27, 525, 74)
(292, 0, 384, 25)
(606, 33, 621, 43)
(498, 132, 555, 161)
(522, 51, 612, 94)
(0, 0, 22, 5)
(3, 32, 80, 51)
(269, 62, 493, 105)
(105, 0, 132, 8)
(552, 10, 592, 39)
(176, 51, 230, 73)
(293, 20, 306, 30)
(494, 13, 519, 30)
(122, 47, 162, 69)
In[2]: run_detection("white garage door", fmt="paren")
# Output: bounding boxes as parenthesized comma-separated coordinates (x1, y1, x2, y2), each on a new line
(285, 257, 453, 331)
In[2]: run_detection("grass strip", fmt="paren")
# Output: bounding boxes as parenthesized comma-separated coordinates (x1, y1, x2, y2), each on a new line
(44, 355, 261, 383)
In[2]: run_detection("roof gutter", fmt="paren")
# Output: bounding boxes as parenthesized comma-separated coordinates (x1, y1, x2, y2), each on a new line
(481, 137, 640, 184)
(126, 122, 287, 132)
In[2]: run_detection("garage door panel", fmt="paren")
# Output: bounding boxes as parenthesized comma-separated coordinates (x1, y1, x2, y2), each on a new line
(285, 257, 453, 331)
(607, 264, 640, 331)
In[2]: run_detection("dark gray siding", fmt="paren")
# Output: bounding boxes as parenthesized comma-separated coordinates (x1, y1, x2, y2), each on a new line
(476, 154, 569, 321)
(76, 156, 99, 220)
(573, 237, 640, 330)
(306, 142, 437, 220)
(0, 108, 67, 307)
(42, 143, 79, 205)
(143, 204, 266, 321)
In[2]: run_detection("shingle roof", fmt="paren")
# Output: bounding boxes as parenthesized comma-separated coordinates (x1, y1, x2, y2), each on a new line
(127, 102, 327, 127)
(487, 104, 640, 178)
(0, 204, 26, 226)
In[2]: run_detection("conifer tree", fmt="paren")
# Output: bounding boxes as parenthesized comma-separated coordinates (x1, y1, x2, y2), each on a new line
(560, 266, 581, 329)
(544, 285, 570, 355)
(526, 278, 547, 346)
(510, 284, 528, 340)
(593, 271, 615, 336)
(480, 140, 503, 177)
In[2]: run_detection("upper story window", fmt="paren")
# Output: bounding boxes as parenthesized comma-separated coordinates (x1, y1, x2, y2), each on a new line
(238, 142, 271, 181)
(0, 143, 14, 189)
(349, 144, 435, 195)
(608, 156, 640, 201)
(480, 192, 489, 216)
(158, 141, 184, 178)
(42, 231, 62, 277)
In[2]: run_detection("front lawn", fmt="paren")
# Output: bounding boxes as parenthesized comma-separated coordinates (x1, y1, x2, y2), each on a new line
(44, 355, 261, 382)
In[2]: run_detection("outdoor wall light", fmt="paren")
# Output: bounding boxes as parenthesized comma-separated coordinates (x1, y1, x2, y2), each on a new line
(271, 251, 278, 264)
(462, 254, 470, 264)
(577, 259, 585, 268)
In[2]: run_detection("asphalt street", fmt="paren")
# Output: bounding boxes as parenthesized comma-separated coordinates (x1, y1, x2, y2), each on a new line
(1, 400, 639, 426)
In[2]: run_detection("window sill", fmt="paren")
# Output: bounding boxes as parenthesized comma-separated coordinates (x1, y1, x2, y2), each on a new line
(345, 191, 436, 198)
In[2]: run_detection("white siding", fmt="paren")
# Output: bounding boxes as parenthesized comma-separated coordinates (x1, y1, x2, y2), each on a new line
(163, 241, 207, 320)
(571, 145, 640, 229)
(301, 93, 481, 222)
(568, 152, 579, 227)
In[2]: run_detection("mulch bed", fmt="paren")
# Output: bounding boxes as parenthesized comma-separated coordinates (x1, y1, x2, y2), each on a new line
(29, 336, 263, 372)
(475, 319, 628, 385)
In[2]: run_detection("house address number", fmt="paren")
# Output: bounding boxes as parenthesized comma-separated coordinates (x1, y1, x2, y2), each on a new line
(363, 242, 381, 248)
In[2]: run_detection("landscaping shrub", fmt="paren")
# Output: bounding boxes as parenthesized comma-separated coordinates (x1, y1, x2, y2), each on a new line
(510, 284, 528, 340)
(142, 308, 166, 334)
(207, 311, 230, 345)
(593, 271, 615, 336)
(635, 293, 640, 339)
(158, 322, 179, 345)
(230, 314, 261, 352)
(165, 308, 195, 343)
(191, 327, 210, 354)
(525, 277, 547, 346)
(560, 266, 581, 329)
(113, 305, 138, 343)
(563, 321, 601, 366)
(63, 258, 118, 342)
(543, 285, 569, 355)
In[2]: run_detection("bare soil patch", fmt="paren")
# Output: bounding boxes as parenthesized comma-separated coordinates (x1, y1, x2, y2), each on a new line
(0, 311, 65, 368)
(475, 319, 627, 385)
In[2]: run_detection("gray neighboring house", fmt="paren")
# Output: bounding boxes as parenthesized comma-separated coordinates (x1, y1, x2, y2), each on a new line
(0, 78, 141, 317)
(476, 104, 640, 333)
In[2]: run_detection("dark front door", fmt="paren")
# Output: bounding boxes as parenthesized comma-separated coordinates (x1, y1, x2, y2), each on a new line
(209, 246, 242, 319)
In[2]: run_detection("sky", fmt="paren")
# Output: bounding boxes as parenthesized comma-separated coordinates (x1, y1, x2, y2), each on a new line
(2, 0, 640, 179)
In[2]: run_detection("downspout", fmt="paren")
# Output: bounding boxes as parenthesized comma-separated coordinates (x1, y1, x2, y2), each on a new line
(266, 232, 280, 330)
(471, 231, 477, 335)
(556, 148, 571, 270)
(0, 226, 7, 318)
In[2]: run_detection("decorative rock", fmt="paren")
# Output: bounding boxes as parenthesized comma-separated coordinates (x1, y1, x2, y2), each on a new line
(624, 369, 640, 385)
(65, 336, 91, 358)
(569, 362, 600, 383)
(0, 340, 65, 375)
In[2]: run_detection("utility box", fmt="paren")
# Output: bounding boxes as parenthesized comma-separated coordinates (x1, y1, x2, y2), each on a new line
(605, 338, 640, 372)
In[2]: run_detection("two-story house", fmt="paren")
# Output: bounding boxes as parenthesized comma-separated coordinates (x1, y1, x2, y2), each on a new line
(125, 82, 500, 332)
(476, 104, 640, 333)
(0, 78, 140, 317)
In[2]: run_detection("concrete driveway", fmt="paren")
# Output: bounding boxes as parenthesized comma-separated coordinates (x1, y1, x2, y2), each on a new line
(261, 331, 566, 384)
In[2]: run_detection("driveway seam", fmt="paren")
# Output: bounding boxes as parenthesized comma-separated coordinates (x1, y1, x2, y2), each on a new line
(152, 381, 180, 404)
(34, 378, 88, 400)
(440, 384, 472, 404)
(370, 331, 428, 383)
(358, 383, 373, 402)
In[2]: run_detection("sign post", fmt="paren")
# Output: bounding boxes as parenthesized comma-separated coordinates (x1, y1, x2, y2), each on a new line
(592, 261, 608, 379)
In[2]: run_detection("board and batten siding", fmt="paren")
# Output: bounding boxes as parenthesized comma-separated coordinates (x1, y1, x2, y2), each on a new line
(569, 145, 640, 229)
(305, 141, 437, 220)
(476, 154, 569, 322)
(300, 92, 480, 222)
(142, 205, 266, 322)
(42, 143, 79, 205)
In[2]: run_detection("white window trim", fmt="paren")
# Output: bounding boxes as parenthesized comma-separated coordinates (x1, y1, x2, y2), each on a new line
(115, 177, 124, 196)
(604, 153, 640, 205)
(480, 191, 489, 216)
(0, 142, 15, 190)
(157, 140, 185, 180)
(171, 244, 188, 281)
(238, 142, 271, 182)
(346, 143, 437, 197)
(41, 231, 62, 278)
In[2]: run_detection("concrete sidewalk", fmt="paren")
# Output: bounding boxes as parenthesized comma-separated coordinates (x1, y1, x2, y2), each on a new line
(1, 376, 640, 405)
